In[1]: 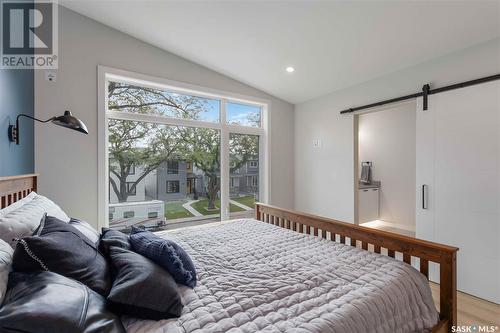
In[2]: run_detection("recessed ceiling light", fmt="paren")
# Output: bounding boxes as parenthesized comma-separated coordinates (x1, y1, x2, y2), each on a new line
(286, 66, 295, 73)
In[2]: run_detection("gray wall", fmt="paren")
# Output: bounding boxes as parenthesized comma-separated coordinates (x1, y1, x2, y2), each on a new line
(295, 38, 500, 223)
(0, 69, 34, 176)
(35, 7, 294, 227)
(157, 162, 188, 202)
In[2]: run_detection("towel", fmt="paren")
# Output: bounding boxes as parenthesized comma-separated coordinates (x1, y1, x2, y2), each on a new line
(360, 164, 371, 184)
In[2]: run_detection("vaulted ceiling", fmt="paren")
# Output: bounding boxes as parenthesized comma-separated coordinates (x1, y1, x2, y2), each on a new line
(61, 1, 500, 104)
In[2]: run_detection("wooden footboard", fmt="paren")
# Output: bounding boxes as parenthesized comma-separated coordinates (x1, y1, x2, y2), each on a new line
(255, 203, 458, 333)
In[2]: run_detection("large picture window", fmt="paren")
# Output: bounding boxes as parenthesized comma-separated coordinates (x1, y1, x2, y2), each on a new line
(101, 68, 267, 232)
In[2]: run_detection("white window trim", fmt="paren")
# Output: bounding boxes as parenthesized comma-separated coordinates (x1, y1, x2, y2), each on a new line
(246, 175, 258, 187)
(97, 65, 270, 229)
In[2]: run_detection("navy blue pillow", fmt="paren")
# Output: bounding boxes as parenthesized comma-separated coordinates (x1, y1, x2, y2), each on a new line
(12, 215, 112, 297)
(130, 227, 196, 288)
(100, 229, 183, 320)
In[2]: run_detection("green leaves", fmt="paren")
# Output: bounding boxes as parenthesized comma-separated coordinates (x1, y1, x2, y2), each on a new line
(107, 82, 259, 204)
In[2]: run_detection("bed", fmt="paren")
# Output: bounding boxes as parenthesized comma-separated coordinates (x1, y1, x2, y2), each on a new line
(0, 174, 458, 333)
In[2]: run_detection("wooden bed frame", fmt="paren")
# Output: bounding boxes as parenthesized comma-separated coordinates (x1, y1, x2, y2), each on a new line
(0, 174, 457, 332)
(256, 203, 458, 333)
(0, 173, 38, 208)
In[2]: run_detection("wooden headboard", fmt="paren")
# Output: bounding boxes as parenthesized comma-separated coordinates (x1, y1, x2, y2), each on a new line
(0, 174, 38, 208)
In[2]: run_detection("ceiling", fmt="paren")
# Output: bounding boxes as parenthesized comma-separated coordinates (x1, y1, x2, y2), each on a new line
(61, 1, 500, 104)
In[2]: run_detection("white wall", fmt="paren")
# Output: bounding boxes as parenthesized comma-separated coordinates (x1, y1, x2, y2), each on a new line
(295, 38, 499, 222)
(358, 103, 416, 230)
(35, 7, 294, 227)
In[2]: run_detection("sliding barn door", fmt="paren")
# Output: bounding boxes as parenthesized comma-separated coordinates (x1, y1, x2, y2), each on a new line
(416, 80, 500, 304)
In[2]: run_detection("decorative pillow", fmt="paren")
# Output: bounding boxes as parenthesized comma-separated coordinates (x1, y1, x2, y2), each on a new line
(101, 228, 183, 320)
(99, 227, 131, 253)
(0, 271, 125, 333)
(0, 193, 70, 247)
(0, 239, 14, 305)
(69, 218, 100, 245)
(12, 215, 112, 296)
(0, 191, 37, 218)
(130, 226, 197, 288)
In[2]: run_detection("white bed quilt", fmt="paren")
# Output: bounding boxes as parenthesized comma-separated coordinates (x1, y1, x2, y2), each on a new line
(124, 219, 439, 333)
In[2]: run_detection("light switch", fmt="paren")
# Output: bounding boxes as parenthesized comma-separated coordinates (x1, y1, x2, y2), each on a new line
(313, 139, 322, 148)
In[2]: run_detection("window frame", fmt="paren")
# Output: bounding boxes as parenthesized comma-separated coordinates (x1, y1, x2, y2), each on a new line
(166, 180, 180, 193)
(98, 66, 270, 229)
(148, 211, 159, 219)
(128, 164, 135, 175)
(226, 101, 262, 127)
(230, 176, 240, 188)
(126, 182, 136, 196)
(123, 211, 135, 218)
(246, 175, 258, 187)
(167, 161, 179, 174)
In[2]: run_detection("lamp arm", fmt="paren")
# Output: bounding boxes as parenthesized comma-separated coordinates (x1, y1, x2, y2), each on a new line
(16, 114, 55, 125)
(10, 114, 55, 145)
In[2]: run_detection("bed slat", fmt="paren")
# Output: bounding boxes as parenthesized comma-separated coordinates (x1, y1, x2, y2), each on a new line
(403, 253, 411, 264)
(420, 259, 429, 278)
(0, 174, 38, 209)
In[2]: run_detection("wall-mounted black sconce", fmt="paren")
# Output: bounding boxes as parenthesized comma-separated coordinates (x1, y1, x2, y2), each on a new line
(8, 111, 88, 145)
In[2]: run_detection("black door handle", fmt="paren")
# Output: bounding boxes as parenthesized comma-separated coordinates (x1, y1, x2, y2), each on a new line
(422, 184, 428, 209)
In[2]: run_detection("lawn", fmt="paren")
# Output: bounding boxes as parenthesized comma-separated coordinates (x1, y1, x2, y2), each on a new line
(191, 198, 245, 216)
(165, 200, 194, 220)
(231, 195, 256, 209)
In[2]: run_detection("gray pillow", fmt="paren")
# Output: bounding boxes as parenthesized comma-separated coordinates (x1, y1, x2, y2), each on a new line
(0, 194, 70, 247)
(69, 218, 100, 245)
(100, 229, 183, 320)
(0, 239, 14, 305)
(0, 191, 37, 218)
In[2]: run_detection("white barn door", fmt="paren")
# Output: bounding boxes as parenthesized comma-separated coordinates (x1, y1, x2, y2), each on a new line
(416, 80, 500, 304)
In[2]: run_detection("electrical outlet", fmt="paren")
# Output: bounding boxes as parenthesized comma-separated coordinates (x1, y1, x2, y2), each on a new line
(45, 71, 56, 82)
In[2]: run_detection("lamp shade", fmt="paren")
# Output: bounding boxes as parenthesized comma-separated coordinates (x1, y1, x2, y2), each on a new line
(51, 111, 88, 134)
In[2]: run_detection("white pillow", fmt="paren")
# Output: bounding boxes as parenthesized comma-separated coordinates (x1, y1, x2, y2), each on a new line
(0, 239, 14, 305)
(0, 194, 70, 247)
(0, 191, 37, 218)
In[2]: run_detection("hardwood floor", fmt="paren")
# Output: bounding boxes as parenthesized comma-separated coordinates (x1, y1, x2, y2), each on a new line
(430, 282, 500, 327)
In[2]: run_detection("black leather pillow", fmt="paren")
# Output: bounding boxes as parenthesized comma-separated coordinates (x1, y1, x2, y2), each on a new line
(12, 215, 112, 296)
(100, 228, 183, 320)
(0, 271, 125, 333)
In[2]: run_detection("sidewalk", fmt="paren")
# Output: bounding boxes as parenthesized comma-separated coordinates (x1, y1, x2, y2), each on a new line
(230, 199, 253, 211)
(182, 200, 203, 217)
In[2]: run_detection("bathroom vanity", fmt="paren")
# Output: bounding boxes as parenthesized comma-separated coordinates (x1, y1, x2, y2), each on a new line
(358, 181, 380, 223)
